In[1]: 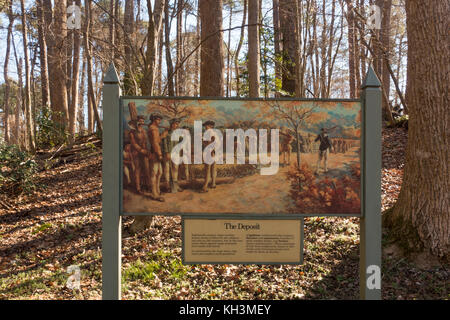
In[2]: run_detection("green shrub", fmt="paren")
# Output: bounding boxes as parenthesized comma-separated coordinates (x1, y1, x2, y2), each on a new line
(36, 107, 69, 149)
(0, 144, 38, 195)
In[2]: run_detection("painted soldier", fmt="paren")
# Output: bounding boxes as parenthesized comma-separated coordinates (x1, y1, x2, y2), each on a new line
(162, 118, 183, 192)
(181, 126, 191, 182)
(129, 116, 150, 193)
(337, 138, 343, 153)
(280, 128, 294, 166)
(123, 143, 134, 187)
(200, 120, 217, 193)
(148, 113, 168, 201)
(315, 128, 333, 174)
(332, 138, 338, 154)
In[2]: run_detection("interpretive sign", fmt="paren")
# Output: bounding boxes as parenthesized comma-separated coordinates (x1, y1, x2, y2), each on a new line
(183, 218, 303, 264)
(101, 63, 382, 300)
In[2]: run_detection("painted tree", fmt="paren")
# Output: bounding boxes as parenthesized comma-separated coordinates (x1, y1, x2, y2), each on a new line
(383, 0, 449, 260)
(263, 101, 320, 167)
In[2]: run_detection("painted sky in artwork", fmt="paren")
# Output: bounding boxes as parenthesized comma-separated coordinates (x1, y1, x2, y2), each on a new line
(122, 98, 361, 138)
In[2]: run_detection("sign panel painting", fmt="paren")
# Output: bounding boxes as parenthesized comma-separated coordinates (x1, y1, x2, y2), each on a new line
(122, 98, 362, 216)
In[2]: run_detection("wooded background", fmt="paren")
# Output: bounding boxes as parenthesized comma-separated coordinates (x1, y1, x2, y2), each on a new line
(0, 0, 447, 259)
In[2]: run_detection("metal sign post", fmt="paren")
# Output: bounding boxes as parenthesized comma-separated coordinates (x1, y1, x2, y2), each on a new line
(360, 67, 382, 300)
(102, 64, 122, 300)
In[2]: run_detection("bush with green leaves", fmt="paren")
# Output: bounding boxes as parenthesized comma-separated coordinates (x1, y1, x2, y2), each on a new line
(36, 107, 68, 149)
(0, 144, 38, 195)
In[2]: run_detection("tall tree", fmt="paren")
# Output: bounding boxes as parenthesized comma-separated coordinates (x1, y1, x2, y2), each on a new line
(141, 0, 165, 95)
(234, 0, 247, 96)
(380, 0, 392, 118)
(384, 0, 449, 260)
(2, 0, 13, 144)
(176, 0, 185, 95)
(37, 0, 51, 111)
(48, 0, 69, 127)
(248, 0, 260, 98)
(199, 0, 224, 96)
(20, 0, 35, 151)
(83, 0, 102, 133)
(68, 0, 82, 142)
(345, 0, 357, 98)
(272, 0, 281, 96)
(279, 0, 296, 95)
(164, 0, 175, 96)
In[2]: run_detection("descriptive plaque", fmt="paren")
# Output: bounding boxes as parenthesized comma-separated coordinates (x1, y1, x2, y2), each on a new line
(182, 219, 303, 264)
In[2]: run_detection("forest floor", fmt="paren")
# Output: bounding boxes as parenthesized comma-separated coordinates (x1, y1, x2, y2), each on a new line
(0, 127, 448, 300)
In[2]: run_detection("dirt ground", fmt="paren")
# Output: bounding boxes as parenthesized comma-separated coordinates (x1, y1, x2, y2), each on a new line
(124, 148, 360, 215)
(1, 128, 447, 300)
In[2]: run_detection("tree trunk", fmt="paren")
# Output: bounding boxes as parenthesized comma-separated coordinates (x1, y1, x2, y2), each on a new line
(69, 0, 82, 143)
(2, 0, 14, 145)
(141, 0, 165, 96)
(279, 0, 296, 95)
(345, 0, 356, 98)
(37, 0, 50, 112)
(272, 0, 281, 97)
(248, 0, 260, 98)
(123, 0, 135, 95)
(48, 0, 69, 127)
(16, 59, 24, 147)
(84, 0, 102, 133)
(199, 0, 224, 96)
(20, 0, 35, 152)
(384, 0, 449, 260)
(164, 0, 175, 96)
(381, 0, 392, 119)
(176, 0, 185, 96)
(234, 0, 247, 96)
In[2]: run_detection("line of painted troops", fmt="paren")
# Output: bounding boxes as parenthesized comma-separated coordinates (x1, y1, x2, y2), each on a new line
(280, 128, 356, 174)
(123, 114, 217, 202)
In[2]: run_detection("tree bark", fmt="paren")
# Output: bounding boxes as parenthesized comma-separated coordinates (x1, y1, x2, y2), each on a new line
(20, 0, 35, 152)
(48, 0, 69, 127)
(164, 0, 175, 96)
(199, 0, 224, 96)
(381, 0, 392, 119)
(176, 0, 185, 96)
(345, 0, 356, 98)
(140, 0, 165, 95)
(69, 0, 82, 143)
(248, 0, 260, 98)
(2, 0, 14, 145)
(234, 0, 247, 96)
(384, 0, 449, 260)
(272, 0, 281, 97)
(279, 0, 296, 95)
(37, 0, 50, 112)
(84, 0, 102, 133)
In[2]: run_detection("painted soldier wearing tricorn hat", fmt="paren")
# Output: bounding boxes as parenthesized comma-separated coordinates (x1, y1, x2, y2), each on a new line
(200, 120, 217, 193)
(162, 118, 183, 192)
(315, 127, 333, 174)
(280, 127, 294, 166)
(147, 113, 169, 201)
(129, 115, 151, 194)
